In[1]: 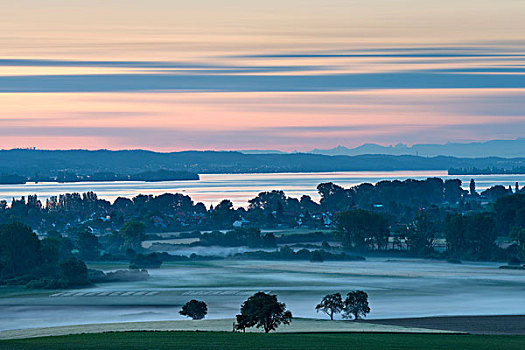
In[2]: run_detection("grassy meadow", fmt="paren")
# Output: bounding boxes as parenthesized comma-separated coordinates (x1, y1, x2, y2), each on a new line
(2, 331, 525, 350)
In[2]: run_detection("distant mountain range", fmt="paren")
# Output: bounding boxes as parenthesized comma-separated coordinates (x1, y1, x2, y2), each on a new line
(308, 139, 525, 158)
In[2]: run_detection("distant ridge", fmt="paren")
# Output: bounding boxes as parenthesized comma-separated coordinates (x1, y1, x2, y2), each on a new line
(0, 149, 523, 176)
(238, 150, 287, 154)
(309, 138, 525, 158)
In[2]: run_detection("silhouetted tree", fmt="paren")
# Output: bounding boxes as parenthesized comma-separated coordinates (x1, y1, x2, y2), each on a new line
(315, 293, 344, 320)
(310, 250, 324, 262)
(444, 179, 466, 203)
(481, 185, 512, 201)
(445, 214, 466, 258)
(343, 291, 370, 320)
(211, 199, 237, 227)
(511, 227, 525, 261)
(334, 210, 389, 250)
(406, 212, 436, 255)
(39, 237, 61, 270)
(494, 194, 525, 235)
(237, 292, 292, 333)
(130, 252, 162, 269)
(0, 222, 40, 278)
(466, 212, 498, 260)
(118, 221, 146, 251)
(235, 314, 247, 332)
(300, 195, 320, 212)
(179, 299, 208, 320)
(59, 257, 89, 286)
(317, 182, 352, 211)
(470, 179, 477, 196)
(74, 229, 100, 261)
(446, 212, 498, 260)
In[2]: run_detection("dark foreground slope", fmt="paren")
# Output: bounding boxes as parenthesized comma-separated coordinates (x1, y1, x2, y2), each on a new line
(2, 332, 525, 350)
(1, 149, 523, 175)
(367, 315, 525, 335)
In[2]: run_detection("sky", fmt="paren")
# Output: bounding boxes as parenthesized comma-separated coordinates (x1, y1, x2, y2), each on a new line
(1, 0, 525, 151)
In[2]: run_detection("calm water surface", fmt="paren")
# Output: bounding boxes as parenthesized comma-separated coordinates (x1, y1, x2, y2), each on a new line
(0, 171, 523, 207)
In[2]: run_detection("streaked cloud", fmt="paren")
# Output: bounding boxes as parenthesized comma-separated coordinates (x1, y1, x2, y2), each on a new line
(1, 71, 524, 93)
(0, 0, 524, 150)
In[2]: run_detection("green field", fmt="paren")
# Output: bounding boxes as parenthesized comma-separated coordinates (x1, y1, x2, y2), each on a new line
(1, 332, 524, 350)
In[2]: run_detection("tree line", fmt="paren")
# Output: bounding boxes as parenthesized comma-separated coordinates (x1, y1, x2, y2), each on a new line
(1, 177, 522, 236)
(333, 193, 524, 262)
(1, 178, 524, 288)
(178, 290, 371, 333)
(0, 222, 90, 288)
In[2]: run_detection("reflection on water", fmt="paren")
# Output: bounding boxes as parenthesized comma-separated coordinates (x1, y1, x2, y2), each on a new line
(0, 171, 523, 207)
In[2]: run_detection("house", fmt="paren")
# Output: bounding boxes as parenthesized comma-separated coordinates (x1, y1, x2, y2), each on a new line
(233, 217, 250, 228)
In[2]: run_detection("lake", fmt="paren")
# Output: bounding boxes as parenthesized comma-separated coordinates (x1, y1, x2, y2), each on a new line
(0, 171, 523, 207)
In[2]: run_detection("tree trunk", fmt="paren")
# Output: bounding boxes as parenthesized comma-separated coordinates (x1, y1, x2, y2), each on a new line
(330, 310, 334, 320)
